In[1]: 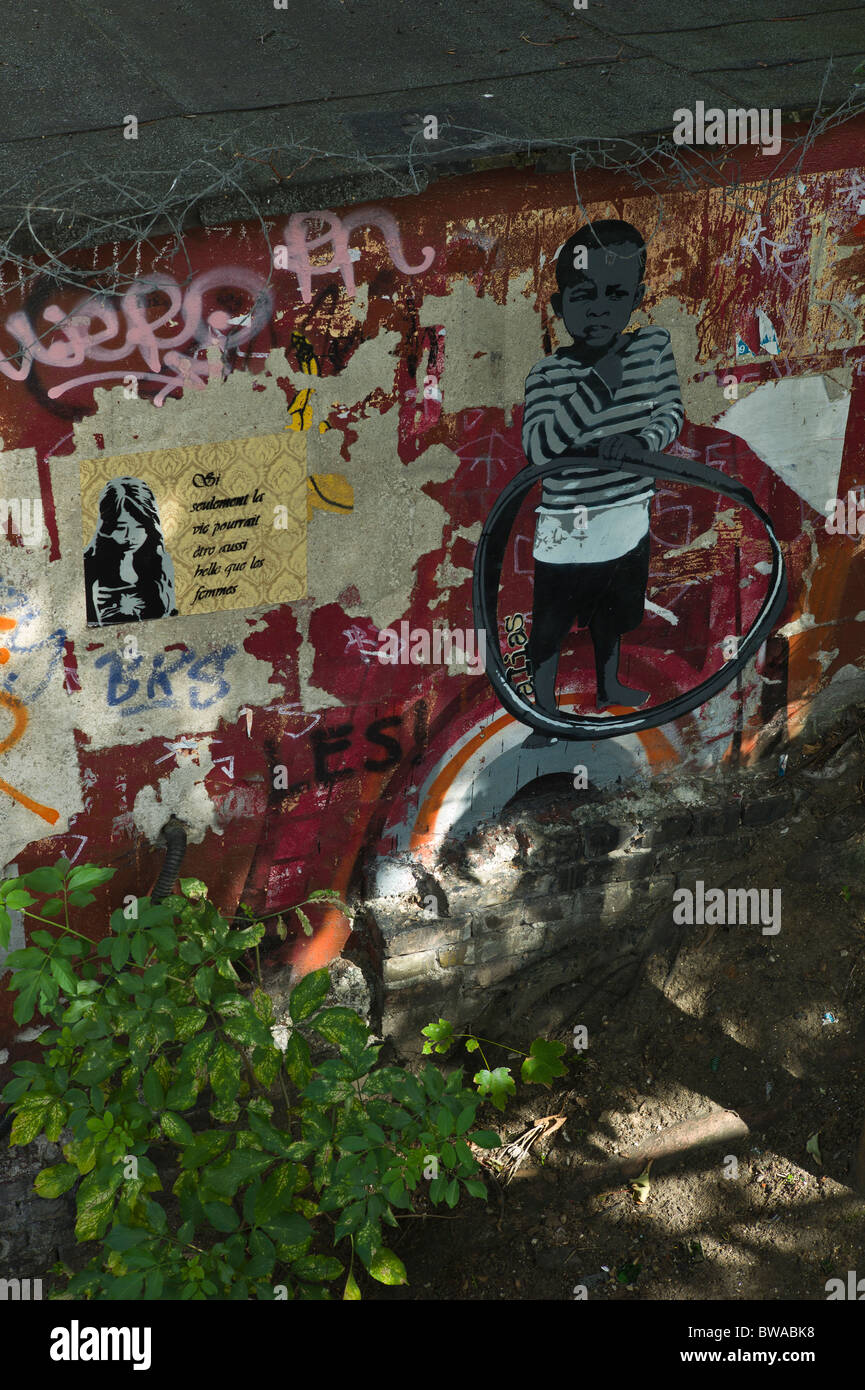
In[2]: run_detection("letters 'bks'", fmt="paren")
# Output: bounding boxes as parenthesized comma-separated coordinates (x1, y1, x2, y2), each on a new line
(472, 448, 787, 741)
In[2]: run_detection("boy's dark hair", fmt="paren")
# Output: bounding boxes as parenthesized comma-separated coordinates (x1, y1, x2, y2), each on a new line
(556, 220, 647, 291)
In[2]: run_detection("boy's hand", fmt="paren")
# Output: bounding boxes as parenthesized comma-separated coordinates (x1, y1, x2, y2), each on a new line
(598, 433, 649, 463)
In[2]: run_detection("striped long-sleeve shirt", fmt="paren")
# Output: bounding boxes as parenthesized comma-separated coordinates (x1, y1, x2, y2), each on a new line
(521, 325, 684, 563)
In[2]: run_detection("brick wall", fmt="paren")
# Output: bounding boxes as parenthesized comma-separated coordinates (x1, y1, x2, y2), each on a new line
(358, 768, 799, 1054)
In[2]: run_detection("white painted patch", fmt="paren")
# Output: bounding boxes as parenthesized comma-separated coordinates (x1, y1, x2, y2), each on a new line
(386, 708, 661, 852)
(718, 374, 852, 512)
(644, 599, 679, 625)
(777, 612, 817, 638)
(368, 857, 417, 899)
(132, 744, 223, 845)
(0, 451, 86, 856)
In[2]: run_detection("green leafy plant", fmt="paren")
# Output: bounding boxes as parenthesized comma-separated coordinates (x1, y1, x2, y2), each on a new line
(0, 859, 562, 1300)
(420, 1018, 568, 1108)
(616, 1259, 641, 1286)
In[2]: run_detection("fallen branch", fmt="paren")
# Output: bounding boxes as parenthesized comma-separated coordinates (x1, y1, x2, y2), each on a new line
(477, 1113, 567, 1185)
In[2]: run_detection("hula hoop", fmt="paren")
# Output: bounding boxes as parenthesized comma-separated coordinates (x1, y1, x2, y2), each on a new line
(472, 449, 788, 740)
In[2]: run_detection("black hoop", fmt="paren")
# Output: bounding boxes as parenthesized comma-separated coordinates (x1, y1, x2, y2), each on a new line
(472, 449, 788, 740)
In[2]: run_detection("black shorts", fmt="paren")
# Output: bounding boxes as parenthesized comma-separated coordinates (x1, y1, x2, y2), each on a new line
(529, 533, 651, 661)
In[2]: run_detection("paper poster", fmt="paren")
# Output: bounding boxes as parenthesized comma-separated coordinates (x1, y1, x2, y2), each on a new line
(79, 432, 306, 625)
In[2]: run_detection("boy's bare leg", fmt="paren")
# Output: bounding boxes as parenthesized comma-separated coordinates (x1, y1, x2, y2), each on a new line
(522, 563, 574, 748)
(590, 621, 649, 709)
(521, 649, 559, 746)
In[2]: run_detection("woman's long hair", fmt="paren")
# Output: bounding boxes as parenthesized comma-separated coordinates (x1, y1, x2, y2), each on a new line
(84, 477, 176, 624)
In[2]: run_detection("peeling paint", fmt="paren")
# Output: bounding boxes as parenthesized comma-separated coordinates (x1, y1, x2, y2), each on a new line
(0, 138, 864, 1029)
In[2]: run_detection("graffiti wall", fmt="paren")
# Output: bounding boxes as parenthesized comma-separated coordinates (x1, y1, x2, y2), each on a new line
(1, 118, 865, 1049)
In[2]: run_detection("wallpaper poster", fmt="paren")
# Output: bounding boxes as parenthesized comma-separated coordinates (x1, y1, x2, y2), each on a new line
(79, 432, 307, 625)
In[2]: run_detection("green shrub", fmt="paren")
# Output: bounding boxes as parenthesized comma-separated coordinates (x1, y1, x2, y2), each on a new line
(0, 859, 565, 1300)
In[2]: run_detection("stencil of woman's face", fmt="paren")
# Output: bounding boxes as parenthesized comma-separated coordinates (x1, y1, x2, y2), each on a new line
(106, 499, 148, 552)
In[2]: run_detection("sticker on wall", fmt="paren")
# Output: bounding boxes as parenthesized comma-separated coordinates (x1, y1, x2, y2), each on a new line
(757, 308, 779, 356)
(79, 433, 307, 624)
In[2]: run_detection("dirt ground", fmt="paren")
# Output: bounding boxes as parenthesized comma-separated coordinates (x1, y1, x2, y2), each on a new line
(365, 719, 865, 1301)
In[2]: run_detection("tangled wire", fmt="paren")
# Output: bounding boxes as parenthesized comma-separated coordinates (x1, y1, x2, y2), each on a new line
(0, 59, 862, 365)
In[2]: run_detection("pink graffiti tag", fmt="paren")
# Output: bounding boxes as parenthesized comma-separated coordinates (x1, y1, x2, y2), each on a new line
(279, 208, 435, 302)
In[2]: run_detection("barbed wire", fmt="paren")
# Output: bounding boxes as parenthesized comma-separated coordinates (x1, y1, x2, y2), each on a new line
(0, 59, 862, 374)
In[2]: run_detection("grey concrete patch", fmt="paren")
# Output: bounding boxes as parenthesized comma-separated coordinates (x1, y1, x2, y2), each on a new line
(545, 0, 865, 35)
(697, 56, 865, 110)
(622, 16, 865, 69)
(9, 0, 635, 132)
(0, 0, 861, 243)
(0, 3, 184, 137)
(0, 1133, 77, 1279)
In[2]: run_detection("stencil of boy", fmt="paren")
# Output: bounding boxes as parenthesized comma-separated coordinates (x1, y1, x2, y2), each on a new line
(520, 220, 684, 746)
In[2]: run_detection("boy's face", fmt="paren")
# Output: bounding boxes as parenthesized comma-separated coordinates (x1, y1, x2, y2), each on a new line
(554, 246, 645, 353)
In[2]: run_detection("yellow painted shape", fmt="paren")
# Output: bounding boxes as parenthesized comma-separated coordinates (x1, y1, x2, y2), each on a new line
(286, 387, 316, 432)
(307, 474, 354, 519)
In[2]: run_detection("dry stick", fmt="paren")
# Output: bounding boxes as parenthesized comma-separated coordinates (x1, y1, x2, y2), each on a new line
(232, 150, 317, 184)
